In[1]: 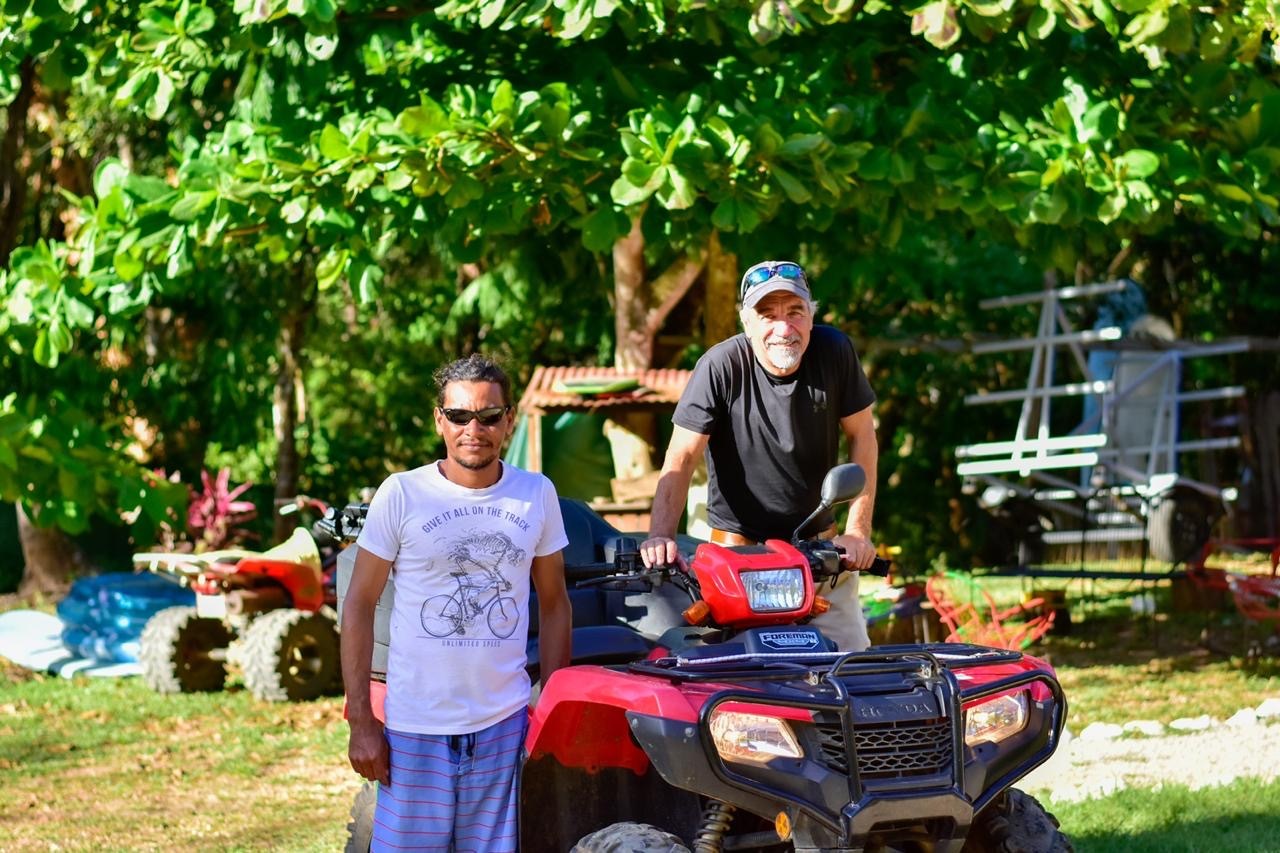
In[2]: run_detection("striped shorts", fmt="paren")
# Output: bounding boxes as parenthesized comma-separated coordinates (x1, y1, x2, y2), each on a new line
(372, 709, 528, 853)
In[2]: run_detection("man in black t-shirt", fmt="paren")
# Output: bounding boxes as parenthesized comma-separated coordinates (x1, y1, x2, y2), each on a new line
(640, 260, 878, 650)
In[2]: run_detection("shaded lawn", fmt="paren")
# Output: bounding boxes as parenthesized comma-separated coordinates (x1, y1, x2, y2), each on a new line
(1041, 604, 1280, 727)
(3, 580, 1280, 850)
(1053, 778, 1280, 853)
(0, 661, 358, 852)
(947, 575, 1280, 726)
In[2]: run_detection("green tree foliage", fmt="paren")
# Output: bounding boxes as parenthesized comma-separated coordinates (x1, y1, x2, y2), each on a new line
(1, 0, 1276, 563)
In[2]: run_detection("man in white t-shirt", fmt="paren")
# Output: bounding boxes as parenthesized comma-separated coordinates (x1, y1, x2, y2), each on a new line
(340, 354, 572, 853)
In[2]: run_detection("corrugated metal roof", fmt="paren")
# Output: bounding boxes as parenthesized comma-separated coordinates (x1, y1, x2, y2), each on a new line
(518, 365, 693, 413)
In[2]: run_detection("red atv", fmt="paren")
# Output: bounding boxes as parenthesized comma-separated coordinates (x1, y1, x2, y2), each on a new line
(337, 465, 1071, 852)
(136, 497, 344, 702)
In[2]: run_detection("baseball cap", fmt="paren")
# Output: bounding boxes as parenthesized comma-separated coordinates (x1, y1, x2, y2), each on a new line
(739, 261, 812, 309)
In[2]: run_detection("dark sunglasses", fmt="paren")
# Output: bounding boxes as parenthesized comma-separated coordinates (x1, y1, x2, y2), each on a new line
(740, 262, 807, 298)
(439, 406, 509, 426)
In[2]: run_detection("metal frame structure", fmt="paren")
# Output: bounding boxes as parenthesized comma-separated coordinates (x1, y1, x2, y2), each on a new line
(956, 281, 1247, 568)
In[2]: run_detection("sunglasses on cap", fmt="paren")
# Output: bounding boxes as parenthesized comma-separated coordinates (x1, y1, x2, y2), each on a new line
(739, 262, 808, 299)
(438, 406, 509, 426)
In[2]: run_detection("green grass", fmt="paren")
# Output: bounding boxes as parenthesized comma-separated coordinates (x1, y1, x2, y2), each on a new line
(0, 662, 357, 852)
(3, 581, 1279, 850)
(1053, 778, 1280, 852)
(1039, 595, 1280, 727)
(914, 572, 1280, 726)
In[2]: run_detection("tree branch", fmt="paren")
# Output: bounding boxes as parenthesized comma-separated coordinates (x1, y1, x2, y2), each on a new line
(643, 247, 706, 337)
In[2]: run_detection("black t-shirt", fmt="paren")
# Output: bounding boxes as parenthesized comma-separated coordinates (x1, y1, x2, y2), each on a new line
(673, 325, 876, 542)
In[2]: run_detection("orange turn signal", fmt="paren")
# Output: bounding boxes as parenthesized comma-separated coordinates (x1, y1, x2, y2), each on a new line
(683, 600, 711, 626)
(810, 595, 831, 616)
(775, 811, 792, 841)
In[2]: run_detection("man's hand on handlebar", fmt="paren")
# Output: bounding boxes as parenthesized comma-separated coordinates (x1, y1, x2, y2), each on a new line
(832, 533, 877, 570)
(640, 535, 685, 570)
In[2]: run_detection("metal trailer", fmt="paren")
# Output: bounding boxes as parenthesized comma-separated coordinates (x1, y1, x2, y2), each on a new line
(955, 280, 1248, 570)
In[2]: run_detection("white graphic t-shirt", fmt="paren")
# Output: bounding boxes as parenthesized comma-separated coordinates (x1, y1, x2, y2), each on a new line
(356, 461, 568, 735)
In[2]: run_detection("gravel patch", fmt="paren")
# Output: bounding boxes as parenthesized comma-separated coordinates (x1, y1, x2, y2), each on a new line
(1021, 699, 1280, 803)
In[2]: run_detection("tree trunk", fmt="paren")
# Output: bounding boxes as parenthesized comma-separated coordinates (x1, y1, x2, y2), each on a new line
(6, 62, 86, 598)
(0, 57, 36, 267)
(613, 217, 650, 369)
(272, 263, 320, 543)
(704, 231, 738, 347)
(272, 308, 307, 544)
(611, 216, 710, 370)
(15, 503, 90, 597)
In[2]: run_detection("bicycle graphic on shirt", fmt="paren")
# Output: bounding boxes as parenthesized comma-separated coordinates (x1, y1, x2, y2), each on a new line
(420, 531, 526, 639)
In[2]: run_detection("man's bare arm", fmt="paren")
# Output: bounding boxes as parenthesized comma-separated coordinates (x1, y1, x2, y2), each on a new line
(641, 425, 710, 567)
(834, 405, 878, 568)
(340, 546, 393, 785)
(531, 551, 572, 691)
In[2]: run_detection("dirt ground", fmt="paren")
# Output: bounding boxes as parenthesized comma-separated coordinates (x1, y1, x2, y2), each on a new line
(1023, 716, 1280, 802)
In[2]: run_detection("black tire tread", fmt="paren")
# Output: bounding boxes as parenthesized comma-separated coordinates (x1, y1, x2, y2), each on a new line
(1147, 488, 1214, 565)
(963, 788, 1073, 853)
(138, 606, 231, 694)
(571, 821, 691, 853)
(343, 781, 376, 853)
(241, 608, 340, 702)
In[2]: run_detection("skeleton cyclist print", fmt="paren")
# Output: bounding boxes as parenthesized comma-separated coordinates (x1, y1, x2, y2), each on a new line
(419, 529, 527, 639)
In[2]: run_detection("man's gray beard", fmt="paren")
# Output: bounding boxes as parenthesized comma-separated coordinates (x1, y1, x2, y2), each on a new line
(767, 343, 802, 371)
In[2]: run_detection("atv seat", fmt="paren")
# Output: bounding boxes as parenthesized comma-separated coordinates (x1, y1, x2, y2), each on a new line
(560, 498, 629, 577)
(553, 498, 692, 639)
(526, 625, 654, 672)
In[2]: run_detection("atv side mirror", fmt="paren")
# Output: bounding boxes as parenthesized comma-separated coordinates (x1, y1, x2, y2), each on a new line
(792, 464, 867, 541)
(820, 464, 867, 507)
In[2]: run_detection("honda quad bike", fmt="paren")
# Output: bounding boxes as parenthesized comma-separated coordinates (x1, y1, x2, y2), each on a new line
(136, 497, 345, 702)
(335, 466, 1071, 852)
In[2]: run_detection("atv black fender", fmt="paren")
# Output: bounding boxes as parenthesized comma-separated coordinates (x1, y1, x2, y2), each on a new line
(519, 666, 707, 852)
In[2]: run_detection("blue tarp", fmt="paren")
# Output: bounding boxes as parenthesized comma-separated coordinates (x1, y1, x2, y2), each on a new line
(56, 572, 193, 664)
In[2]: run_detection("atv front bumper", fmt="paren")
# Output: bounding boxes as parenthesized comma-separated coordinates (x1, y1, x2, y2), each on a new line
(627, 645, 1065, 853)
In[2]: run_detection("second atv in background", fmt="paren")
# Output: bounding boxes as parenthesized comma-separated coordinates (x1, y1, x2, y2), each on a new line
(135, 496, 344, 702)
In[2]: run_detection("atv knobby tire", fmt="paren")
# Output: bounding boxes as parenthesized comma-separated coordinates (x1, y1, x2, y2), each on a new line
(241, 608, 340, 702)
(962, 788, 1073, 853)
(343, 781, 376, 853)
(139, 606, 232, 693)
(571, 821, 691, 853)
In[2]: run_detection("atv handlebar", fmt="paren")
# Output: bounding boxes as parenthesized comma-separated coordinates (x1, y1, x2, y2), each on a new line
(312, 502, 369, 546)
(575, 541, 892, 596)
(800, 539, 893, 580)
(865, 556, 892, 576)
(315, 501, 892, 584)
(575, 567, 674, 589)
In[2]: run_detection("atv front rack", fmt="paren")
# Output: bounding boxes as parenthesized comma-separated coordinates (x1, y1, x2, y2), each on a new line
(625, 644, 1066, 853)
(630, 642, 1023, 684)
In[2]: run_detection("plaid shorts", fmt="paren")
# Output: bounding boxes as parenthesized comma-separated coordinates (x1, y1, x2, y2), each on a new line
(372, 709, 528, 852)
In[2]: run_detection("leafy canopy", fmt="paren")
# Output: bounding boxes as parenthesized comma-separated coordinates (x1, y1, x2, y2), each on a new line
(1, 0, 1276, 537)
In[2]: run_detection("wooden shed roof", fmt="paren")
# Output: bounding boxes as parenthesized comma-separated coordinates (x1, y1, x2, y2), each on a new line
(518, 365, 692, 414)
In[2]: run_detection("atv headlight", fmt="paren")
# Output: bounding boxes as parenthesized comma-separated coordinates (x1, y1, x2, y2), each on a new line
(964, 692, 1028, 746)
(742, 568, 806, 612)
(709, 710, 803, 765)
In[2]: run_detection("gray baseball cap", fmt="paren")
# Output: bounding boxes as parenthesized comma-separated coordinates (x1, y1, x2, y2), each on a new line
(739, 260, 812, 309)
